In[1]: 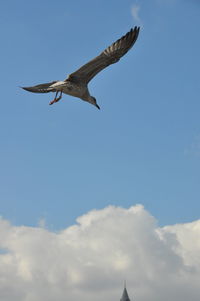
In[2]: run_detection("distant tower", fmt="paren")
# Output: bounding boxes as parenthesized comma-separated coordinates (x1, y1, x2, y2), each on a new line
(120, 282, 131, 301)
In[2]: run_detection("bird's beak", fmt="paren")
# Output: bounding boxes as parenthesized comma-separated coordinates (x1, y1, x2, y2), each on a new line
(95, 104, 100, 110)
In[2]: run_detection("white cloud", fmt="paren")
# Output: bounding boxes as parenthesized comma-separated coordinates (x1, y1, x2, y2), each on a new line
(131, 3, 142, 25)
(0, 205, 200, 301)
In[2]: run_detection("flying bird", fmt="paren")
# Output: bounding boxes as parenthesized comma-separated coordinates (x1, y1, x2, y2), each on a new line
(22, 27, 140, 109)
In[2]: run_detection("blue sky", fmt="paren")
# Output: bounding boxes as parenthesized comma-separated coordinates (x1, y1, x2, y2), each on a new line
(0, 0, 200, 229)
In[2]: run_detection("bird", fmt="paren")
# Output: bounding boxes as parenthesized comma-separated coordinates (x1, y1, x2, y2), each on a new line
(22, 27, 140, 110)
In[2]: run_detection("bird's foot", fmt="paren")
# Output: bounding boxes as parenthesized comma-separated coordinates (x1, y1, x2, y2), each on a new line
(49, 99, 57, 105)
(49, 96, 61, 105)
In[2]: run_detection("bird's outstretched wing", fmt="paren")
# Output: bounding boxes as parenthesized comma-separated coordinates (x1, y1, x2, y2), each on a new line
(67, 27, 140, 84)
(21, 81, 58, 93)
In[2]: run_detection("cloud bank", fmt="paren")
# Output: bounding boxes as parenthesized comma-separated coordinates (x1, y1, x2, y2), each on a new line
(0, 205, 200, 301)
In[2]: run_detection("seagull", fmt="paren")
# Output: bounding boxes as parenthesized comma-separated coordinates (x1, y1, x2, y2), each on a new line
(22, 27, 140, 109)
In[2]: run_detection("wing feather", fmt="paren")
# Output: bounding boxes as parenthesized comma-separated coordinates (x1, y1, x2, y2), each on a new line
(68, 27, 140, 84)
(21, 81, 58, 93)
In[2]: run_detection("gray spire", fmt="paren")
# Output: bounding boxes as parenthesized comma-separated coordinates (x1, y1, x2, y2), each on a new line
(120, 283, 131, 301)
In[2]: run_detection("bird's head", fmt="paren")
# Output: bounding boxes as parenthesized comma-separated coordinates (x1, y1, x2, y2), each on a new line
(90, 96, 100, 110)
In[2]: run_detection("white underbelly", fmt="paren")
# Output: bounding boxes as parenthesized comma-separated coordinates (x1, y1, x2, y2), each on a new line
(51, 81, 86, 98)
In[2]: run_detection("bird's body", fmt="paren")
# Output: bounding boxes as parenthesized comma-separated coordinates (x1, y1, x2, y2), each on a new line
(22, 27, 140, 109)
(50, 80, 89, 100)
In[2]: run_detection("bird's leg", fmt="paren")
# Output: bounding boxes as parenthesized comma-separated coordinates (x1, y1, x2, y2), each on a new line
(49, 91, 62, 105)
(49, 91, 58, 105)
(56, 91, 63, 102)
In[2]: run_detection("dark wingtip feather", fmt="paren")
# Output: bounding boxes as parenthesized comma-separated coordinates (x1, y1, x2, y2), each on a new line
(20, 82, 56, 93)
(21, 86, 36, 92)
(21, 86, 31, 91)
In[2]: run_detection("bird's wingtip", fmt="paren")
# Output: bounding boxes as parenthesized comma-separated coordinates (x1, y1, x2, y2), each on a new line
(134, 26, 140, 31)
(20, 86, 29, 91)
